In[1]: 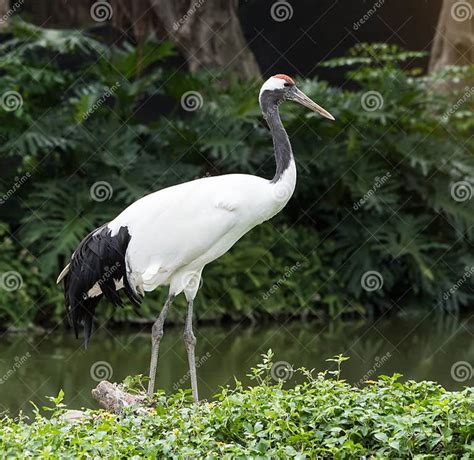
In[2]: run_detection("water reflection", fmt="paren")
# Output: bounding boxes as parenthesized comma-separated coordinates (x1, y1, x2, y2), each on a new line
(0, 313, 473, 415)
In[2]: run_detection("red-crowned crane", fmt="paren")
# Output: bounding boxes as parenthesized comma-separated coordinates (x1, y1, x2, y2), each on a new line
(57, 74, 335, 402)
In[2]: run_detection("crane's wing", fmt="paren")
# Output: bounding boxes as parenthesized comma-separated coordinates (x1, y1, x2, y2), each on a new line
(110, 176, 247, 285)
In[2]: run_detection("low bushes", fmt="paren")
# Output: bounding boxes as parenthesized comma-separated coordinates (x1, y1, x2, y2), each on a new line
(0, 354, 472, 458)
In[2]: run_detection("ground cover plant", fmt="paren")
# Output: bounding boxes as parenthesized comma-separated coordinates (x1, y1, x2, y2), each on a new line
(0, 353, 472, 458)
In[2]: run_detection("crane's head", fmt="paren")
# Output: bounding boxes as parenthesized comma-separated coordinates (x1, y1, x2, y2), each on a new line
(259, 74, 335, 121)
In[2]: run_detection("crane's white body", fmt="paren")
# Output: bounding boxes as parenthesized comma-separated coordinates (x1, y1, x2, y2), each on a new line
(103, 160, 296, 301)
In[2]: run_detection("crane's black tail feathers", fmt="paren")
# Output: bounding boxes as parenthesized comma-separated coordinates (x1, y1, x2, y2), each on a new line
(60, 225, 142, 348)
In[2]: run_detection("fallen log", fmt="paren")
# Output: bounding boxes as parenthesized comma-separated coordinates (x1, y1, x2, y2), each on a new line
(91, 381, 152, 415)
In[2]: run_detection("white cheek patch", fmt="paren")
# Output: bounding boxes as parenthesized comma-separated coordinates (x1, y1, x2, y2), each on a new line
(259, 77, 287, 100)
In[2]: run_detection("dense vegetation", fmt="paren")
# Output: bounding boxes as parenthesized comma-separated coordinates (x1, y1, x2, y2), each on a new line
(1, 21, 474, 328)
(0, 354, 472, 457)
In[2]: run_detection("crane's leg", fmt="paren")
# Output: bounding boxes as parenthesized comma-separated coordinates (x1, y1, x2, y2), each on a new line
(183, 300, 199, 402)
(147, 295, 174, 397)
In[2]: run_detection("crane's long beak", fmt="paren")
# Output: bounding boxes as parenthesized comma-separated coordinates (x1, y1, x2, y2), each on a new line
(291, 88, 335, 121)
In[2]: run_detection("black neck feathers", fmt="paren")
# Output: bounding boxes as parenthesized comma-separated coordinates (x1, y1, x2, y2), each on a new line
(260, 90, 293, 183)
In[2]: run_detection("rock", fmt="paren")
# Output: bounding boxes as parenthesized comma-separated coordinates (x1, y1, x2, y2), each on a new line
(61, 410, 89, 423)
(91, 381, 151, 414)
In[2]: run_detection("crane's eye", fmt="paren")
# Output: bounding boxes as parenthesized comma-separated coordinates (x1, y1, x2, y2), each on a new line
(284, 83, 291, 87)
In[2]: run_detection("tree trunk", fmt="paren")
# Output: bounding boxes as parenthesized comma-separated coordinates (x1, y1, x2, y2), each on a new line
(0, 0, 9, 29)
(111, 0, 261, 80)
(22, 0, 261, 79)
(429, 0, 473, 73)
(154, 0, 261, 79)
(24, 0, 93, 28)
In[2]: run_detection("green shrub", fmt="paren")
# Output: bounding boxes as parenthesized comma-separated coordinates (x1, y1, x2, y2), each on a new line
(1, 23, 474, 328)
(0, 353, 472, 458)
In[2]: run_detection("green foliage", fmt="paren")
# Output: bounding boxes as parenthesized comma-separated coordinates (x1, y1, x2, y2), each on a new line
(0, 354, 473, 457)
(1, 23, 474, 328)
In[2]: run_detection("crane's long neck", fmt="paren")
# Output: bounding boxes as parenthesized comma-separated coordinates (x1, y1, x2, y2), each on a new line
(262, 102, 297, 201)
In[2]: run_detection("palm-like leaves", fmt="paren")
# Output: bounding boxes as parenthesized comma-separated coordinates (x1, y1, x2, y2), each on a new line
(1, 28, 473, 327)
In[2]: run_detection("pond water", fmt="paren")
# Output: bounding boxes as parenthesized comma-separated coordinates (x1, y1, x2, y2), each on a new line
(0, 313, 473, 416)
